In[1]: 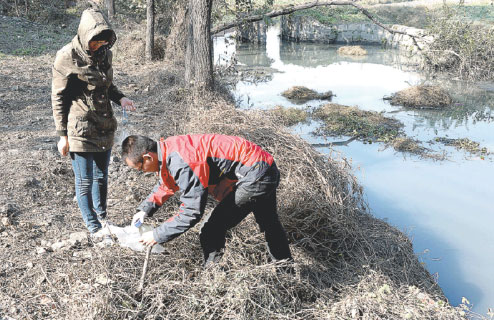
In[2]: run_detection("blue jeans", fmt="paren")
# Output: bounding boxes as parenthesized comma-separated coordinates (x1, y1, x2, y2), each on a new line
(70, 150, 111, 233)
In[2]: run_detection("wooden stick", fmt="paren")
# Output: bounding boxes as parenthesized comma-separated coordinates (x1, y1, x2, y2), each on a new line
(137, 245, 153, 295)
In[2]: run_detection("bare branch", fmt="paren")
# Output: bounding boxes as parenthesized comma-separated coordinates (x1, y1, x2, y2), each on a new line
(211, 0, 424, 49)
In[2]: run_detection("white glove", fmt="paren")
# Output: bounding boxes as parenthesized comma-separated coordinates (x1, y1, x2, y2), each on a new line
(132, 211, 147, 228)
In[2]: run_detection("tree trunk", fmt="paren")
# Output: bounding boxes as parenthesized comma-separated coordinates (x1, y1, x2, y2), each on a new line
(164, 3, 188, 62)
(185, 0, 213, 90)
(146, 0, 155, 61)
(106, 0, 115, 20)
(184, 7, 194, 83)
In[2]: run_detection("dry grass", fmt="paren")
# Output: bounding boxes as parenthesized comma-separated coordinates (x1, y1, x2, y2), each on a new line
(337, 45, 368, 56)
(269, 105, 309, 126)
(389, 85, 452, 109)
(281, 86, 333, 103)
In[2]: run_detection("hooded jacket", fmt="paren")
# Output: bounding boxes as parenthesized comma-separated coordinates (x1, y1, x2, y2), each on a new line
(135, 134, 276, 244)
(51, 8, 125, 152)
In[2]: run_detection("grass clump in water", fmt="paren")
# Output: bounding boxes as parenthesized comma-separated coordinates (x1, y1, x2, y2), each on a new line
(269, 105, 309, 126)
(337, 45, 368, 56)
(435, 137, 490, 155)
(387, 85, 452, 109)
(313, 103, 402, 143)
(282, 86, 333, 104)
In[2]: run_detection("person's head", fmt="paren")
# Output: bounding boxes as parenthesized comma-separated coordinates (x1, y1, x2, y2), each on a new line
(77, 8, 116, 55)
(121, 135, 159, 172)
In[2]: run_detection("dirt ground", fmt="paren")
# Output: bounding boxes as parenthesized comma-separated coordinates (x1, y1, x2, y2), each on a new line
(0, 14, 190, 317)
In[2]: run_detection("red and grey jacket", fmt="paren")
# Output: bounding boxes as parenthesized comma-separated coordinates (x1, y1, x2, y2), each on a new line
(137, 134, 274, 244)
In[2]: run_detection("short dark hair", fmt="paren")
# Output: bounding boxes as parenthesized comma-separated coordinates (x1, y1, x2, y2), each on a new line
(121, 135, 158, 164)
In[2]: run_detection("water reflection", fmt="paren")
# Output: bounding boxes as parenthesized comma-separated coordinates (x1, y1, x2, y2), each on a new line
(214, 25, 494, 315)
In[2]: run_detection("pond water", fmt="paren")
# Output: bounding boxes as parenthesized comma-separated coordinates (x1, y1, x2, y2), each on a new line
(214, 27, 494, 316)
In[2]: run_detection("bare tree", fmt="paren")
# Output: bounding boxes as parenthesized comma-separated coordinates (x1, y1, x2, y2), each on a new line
(106, 0, 115, 20)
(146, 0, 155, 61)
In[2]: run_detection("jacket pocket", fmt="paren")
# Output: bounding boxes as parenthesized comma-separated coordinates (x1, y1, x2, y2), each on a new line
(70, 118, 93, 137)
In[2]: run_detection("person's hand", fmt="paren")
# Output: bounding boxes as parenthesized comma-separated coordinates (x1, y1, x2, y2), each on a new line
(57, 136, 69, 156)
(139, 231, 157, 247)
(132, 211, 147, 227)
(120, 97, 136, 111)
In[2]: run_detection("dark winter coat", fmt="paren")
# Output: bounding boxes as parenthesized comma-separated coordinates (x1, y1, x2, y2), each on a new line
(136, 134, 276, 244)
(51, 8, 125, 152)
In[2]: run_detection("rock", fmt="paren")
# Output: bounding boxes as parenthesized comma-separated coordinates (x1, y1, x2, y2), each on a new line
(73, 251, 92, 259)
(1, 217, 11, 226)
(51, 240, 68, 251)
(0, 203, 16, 217)
(7, 149, 19, 155)
(36, 276, 47, 285)
(40, 239, 51, 247)
(36, 247, 47, 255)
(111, 155, 120, 163)
(68, 232, 88, 245)
(23, 177, 40, 187)
(95, 273, 112, 285)
(26, 262, 34, 269)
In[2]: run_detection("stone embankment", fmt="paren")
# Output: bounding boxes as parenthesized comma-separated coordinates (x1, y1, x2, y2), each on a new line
(237, 16, 431, 52)
(280, 15, 431, 52)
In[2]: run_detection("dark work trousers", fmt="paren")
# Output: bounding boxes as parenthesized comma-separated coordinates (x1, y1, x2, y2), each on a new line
(199, 163, 292, 263)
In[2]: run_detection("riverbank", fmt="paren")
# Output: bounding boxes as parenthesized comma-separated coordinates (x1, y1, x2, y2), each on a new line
(0, 13, 483, 319)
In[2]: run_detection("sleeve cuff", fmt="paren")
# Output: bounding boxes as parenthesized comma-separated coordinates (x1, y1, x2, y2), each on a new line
(112, 94, 125, 105)
(57, 130, 68, 136)
(153, 229, 164, 244)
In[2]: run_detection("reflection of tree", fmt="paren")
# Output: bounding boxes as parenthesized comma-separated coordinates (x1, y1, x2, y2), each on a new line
(235, 43, 273, 66)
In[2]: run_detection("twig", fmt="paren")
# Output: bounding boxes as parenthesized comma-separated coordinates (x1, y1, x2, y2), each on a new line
(136, 245, 153, 296)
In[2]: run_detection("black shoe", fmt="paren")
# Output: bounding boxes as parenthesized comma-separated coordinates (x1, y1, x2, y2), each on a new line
(203, 250, 224, 269)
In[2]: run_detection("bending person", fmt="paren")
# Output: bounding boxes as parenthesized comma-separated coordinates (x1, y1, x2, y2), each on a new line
(121, 134, 292, 267)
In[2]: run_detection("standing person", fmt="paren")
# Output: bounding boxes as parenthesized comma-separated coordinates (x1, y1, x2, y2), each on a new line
(51, 8, 135, 236)
(121, 134, 293, 268)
